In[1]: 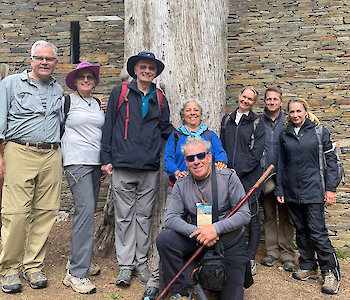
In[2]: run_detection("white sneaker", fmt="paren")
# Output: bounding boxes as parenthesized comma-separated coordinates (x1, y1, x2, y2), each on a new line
(250, 260, 257, 276)
(63, 271, 96, 294)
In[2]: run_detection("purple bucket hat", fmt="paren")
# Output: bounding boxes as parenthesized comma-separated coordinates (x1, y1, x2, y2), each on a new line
(66, 62, 100, 90)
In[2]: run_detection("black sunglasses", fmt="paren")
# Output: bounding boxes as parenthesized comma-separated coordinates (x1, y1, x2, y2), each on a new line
(185, 152, 209, 163)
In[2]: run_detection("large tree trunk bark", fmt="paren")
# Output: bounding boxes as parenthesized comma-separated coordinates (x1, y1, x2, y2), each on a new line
(94, 0, 229, 269)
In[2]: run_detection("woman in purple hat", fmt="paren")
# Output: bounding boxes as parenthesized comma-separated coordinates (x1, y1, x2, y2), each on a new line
(61, 62, 105, 294)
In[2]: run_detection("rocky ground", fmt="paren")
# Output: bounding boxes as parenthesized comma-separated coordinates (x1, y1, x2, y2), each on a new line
(0, 213, 349, 300)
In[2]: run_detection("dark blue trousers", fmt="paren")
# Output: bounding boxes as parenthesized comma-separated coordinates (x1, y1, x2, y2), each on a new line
(157, 229, 248, 300)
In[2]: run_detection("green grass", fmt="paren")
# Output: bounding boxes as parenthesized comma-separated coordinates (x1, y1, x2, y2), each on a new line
(105, 293, 124, 299)
(335, 248, 349, 260)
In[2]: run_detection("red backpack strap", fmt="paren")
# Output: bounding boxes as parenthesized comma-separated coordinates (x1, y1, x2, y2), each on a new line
(117, 81, 130, 114)
(117, 81, 130, 139)
(156, 88, 164, 120)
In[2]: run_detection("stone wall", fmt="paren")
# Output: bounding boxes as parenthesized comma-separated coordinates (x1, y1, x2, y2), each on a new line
(227, 0, 350, 251)
(0, 0, 349, 250)
(0, 0, 125, 208)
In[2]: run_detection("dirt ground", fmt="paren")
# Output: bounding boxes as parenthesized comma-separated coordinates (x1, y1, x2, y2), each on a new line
(0, 213, 349, 300)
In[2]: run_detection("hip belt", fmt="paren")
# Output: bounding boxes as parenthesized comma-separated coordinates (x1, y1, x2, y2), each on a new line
(10, 139, 60, 150)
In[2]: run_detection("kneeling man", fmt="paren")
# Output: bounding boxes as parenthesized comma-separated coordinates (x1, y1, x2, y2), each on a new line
(157, 137, 251, 300)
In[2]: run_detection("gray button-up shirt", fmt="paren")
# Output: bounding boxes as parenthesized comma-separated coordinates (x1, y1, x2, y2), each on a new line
(0, 70, 64, 143)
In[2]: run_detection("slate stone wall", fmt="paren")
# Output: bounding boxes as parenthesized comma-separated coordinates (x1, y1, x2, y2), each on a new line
(227, 0, 350, 251)
(0, 0, 125, 209)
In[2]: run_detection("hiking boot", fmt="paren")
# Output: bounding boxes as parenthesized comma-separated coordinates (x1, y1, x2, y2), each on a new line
(66, 261, 101, 276)
(88, 263, 101, 276)
(142, 286, 159, 300)
(116, 269, 132, 286)
(250, 260, 257, 276)
(136, 267, 150, 285)
(23, 271, 48, 289)
(292, 269, 319, 281)
(322, 271, 339, 295)
(63, 270, 96, 294)
(170, 290, 193, 300)
(261, 255, 278, 267)
(1, 274, 22, 294)
(283, 260, 296, 272)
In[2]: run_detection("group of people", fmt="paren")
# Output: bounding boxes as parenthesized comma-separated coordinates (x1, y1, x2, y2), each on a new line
(0, 39, 341, 299)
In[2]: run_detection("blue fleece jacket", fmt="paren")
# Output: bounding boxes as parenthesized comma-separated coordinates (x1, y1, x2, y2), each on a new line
(164, 129, 227, 182)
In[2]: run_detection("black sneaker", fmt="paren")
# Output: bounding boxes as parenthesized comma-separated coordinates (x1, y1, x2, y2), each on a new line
(142, 286, 159, 300)
(261, 255, 278, 267)
(283, 260, 296, 272)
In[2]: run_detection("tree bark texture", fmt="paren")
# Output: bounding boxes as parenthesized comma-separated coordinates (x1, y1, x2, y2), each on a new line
(94, 1, 229, 270)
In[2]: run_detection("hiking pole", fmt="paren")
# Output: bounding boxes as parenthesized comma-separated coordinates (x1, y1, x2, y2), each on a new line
(156, 164, 275, 300)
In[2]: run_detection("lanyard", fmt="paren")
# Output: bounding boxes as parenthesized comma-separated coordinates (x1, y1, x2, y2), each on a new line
(193, 171, 212, 205)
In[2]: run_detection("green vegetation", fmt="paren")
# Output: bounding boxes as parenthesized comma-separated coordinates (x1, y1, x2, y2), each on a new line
(105, 293, 124, 299)
(335, 248, 349, 260)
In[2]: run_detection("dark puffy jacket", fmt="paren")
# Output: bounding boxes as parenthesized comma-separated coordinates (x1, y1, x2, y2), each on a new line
(260, 109, 286, 169)
(275, 118, 338, 204)
(100, 79, 175, 170)
(220, 109, 265, 194)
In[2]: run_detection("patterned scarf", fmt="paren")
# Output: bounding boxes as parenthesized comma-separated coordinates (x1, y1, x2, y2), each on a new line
(177, 123, 208, 137)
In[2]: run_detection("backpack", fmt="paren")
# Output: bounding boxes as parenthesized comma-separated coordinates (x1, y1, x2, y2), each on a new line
(222, 114, 260, 150)
(60, 94, 101, 138)
(116, 81, 164, 140)
(315, 125, 347, 190)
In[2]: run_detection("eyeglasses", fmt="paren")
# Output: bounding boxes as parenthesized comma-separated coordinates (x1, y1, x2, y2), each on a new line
(138, 65, 156, 71)
(77, 75, 95, 81)
(185, 152, 209, 163)
(32, 56, 56, 62)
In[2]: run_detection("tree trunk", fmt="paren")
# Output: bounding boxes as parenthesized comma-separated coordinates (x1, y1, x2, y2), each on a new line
(94, 0, 229, 269)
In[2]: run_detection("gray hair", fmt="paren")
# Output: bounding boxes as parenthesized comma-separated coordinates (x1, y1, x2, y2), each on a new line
(181, 137, 211, 155)
(179, 99, 203, 124)
(31, 40, 58, 58)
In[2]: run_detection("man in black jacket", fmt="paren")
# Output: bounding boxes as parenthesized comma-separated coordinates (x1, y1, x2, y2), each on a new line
(259, 87, 296, 272)
(101, 51, 174, 286)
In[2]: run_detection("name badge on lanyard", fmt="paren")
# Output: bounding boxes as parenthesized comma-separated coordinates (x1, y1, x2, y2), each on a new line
(197, 203, 212, 228)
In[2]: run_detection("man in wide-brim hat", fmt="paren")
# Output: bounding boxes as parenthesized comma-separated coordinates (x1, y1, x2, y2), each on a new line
(100, 51, 174, 287)
(127, 50, 164, 79)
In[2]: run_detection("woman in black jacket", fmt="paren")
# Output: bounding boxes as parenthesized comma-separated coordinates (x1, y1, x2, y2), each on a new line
(220, 86, 265, 276)
(275, 98, 340, 295)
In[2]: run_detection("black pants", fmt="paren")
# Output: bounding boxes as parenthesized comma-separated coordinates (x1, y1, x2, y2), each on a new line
(157, 229, 248, 300)
(248, 199, 261, 260)
(287, 202, 340, 278)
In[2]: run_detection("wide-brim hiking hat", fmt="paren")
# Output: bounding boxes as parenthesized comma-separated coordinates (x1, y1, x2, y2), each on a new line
(127, 51, 165, 78)
(66, 62, 100, 90)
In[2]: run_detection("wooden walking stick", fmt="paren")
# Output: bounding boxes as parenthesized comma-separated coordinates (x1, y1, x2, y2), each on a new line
(156, 164, 275, 300)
